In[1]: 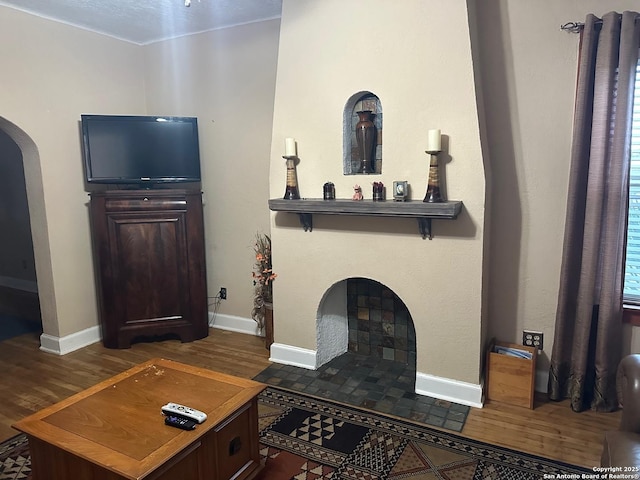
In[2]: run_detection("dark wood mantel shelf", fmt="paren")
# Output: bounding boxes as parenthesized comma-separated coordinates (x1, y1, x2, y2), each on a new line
(268, 198, 463, 239)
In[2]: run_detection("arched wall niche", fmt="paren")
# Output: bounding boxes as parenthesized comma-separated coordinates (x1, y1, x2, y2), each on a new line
(342, 91, 383, 175)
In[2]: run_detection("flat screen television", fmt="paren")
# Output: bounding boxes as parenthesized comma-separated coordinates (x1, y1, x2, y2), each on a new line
(81, 114, 201, 185)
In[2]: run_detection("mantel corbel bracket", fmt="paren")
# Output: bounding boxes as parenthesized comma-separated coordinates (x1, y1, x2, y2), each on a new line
(417, 218, 432, 240)
(298, 213, 313, 232)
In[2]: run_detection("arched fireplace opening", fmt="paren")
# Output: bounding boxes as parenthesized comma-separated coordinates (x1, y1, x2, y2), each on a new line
(316, 277, 417, 390)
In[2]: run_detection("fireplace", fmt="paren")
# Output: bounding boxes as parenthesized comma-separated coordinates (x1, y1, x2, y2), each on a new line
(268, 235, 485, 409)
(257, 278, 476, 427)
(267, 1, 487, 409)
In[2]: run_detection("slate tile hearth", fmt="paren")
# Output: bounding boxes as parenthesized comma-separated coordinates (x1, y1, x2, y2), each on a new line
(253, 351, 470, 432)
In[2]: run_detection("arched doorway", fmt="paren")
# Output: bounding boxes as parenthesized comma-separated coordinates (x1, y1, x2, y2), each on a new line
(0, 117, 56, 344)
(0, 128, 40, 339)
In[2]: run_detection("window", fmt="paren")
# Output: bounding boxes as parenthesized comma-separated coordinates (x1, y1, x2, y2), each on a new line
(623, 61, 640, 305)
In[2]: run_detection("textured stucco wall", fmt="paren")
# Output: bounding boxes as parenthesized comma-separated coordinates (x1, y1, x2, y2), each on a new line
(270, 0, 486, 385)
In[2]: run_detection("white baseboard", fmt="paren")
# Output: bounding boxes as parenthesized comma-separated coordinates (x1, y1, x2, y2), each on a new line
(38, 312, 260, 355)
(209, 312, 262, 337)
(415, 372, 484, 408)
(39, 325, 101, 355)
(269, 343, 317, 370)
(0, 275, 37, 293)
(268, 341, 485, 407)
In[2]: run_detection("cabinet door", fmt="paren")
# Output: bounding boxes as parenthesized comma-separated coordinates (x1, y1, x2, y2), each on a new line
(106, 211, 191, 328)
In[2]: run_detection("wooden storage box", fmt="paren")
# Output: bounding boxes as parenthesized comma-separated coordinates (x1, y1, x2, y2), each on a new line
(486, 340, 537, 409)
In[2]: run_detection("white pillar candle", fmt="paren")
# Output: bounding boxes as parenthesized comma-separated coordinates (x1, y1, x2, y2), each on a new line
(427, 129, 441, 152)
(285, 137, 297, 156)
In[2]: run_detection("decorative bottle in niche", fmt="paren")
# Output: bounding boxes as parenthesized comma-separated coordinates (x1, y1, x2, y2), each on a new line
(355, 110, 376, 174)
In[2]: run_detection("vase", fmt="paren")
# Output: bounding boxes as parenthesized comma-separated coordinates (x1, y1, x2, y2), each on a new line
(264, 302, 274, 350)
(355, 111, 376, 174)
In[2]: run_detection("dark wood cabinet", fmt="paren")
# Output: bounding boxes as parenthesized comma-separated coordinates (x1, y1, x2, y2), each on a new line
(89, 189, 208, 348)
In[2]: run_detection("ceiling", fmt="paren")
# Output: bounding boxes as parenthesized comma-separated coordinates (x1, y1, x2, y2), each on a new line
(0, 0, 282, 45)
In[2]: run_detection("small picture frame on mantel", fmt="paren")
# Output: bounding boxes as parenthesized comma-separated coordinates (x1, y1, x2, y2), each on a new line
(393, 181, 408, 202)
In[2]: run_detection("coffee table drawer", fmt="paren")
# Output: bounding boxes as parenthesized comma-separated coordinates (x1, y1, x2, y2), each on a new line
(211, 400, 261, 480)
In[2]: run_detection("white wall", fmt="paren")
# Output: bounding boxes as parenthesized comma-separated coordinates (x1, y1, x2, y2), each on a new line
(143, 19, 280, 323)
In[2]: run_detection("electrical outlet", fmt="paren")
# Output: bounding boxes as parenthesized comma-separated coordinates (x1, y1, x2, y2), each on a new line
(523, 330, 543, 352)
(219, 287, 227, 300)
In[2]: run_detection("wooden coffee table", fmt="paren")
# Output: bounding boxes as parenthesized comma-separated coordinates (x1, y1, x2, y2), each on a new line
(13, 358, 267, 480)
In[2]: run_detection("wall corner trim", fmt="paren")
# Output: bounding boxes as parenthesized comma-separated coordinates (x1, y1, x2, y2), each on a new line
(210, 312, 262, 336)
(269, 343, 317, 370)
(415, 371, 484, 408)
(39, 325, 101, 355)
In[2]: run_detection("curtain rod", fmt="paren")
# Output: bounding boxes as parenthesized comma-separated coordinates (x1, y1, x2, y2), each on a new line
(560, 22, 585, 34)
(561, 15, 639, 33)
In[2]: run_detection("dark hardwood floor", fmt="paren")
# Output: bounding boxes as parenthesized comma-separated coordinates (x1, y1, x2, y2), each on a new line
(0, 328, 620, 469)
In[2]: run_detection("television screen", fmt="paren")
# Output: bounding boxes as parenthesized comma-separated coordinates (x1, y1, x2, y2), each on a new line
(81, 115, 201, 185)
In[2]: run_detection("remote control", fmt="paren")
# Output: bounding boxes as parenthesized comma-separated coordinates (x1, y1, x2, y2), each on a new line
(164, 415, 197, 431)
(161, 403, 207, 424)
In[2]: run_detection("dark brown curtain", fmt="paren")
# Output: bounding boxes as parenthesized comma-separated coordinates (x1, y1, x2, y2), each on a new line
(549, 11, 640, 412)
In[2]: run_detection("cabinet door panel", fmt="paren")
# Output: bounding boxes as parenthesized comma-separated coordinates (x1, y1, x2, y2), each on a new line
(109, 215, 188, 324)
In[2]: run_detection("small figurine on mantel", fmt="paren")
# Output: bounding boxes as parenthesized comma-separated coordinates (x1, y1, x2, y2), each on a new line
(352, 184, 364, 201)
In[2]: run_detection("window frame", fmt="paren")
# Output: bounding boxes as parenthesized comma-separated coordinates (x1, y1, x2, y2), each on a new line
(623, 58, 640, 325)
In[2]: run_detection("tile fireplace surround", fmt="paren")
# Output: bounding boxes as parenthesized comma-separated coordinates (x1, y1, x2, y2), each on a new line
(254, 351, 470, 432)
(346, 277, 416, 366)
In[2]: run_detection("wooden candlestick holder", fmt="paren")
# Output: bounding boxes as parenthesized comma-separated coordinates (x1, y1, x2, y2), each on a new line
(283, 155, 300, 200)
(423, 150, 444, 203)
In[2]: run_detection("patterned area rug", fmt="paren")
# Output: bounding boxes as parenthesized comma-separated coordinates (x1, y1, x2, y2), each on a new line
(0, 386, 589, 480)
(0, 434, 29, 480)
(256, 387, 589, 479)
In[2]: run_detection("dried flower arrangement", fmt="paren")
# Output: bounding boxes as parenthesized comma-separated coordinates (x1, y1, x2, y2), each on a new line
(251, 233, 276, 331)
